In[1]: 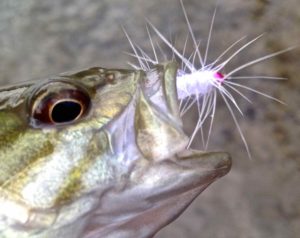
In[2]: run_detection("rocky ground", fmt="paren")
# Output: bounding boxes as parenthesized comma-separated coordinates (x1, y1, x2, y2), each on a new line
(0, 0, 299, 237)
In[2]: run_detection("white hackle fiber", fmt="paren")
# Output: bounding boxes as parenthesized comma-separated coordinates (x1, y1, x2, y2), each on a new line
(123, 0, 294, 158)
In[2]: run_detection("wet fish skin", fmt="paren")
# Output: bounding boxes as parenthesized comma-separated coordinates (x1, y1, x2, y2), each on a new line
(0, 61, 231, 237)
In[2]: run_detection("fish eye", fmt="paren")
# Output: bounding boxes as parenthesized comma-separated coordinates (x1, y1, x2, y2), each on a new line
(29, 81, 91, 127)
(50, 100, 83, 123)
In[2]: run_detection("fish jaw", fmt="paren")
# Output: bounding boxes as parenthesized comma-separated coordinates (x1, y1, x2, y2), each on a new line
(82, 151, 231, 238)
(80, 61, 232, 237)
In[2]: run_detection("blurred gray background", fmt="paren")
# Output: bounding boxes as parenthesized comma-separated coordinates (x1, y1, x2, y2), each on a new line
(0, 0, 299, 237)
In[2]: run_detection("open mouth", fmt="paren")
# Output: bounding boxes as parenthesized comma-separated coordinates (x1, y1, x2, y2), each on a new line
(124, 61, 233, 213)
(138, 60, 231, 170)
(86, 62, 231, 238)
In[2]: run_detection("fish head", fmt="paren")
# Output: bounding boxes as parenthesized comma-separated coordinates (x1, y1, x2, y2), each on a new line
(0, 61, 231, 237)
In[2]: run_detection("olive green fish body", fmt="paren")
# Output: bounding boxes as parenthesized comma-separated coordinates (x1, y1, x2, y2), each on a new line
(0, 62, 231, 237)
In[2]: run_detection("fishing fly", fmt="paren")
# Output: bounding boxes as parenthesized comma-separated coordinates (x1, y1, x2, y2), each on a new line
(124, 0, 293, 158)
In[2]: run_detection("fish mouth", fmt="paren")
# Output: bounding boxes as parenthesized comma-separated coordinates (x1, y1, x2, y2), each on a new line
(107, 60, 232, 178)
(174, 149, 232, 178)
(137, 60, 232, 199)
(80, 62, 232, 238)
(142, 60, 231, 171)
(143, 61, 182, 127)
(130, 60, 232, 195)
(106, 60, 232, 200)
(133, 150, 232, 203)
(84, 150, 231, 238)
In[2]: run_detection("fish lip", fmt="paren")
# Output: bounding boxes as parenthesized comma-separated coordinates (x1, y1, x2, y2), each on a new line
(137, 151, 232, 205)
(157, 61, 232, 176)
(145, 61, 233, 173)
(145, 61, 183, 125)
(174, 150, 232, 178)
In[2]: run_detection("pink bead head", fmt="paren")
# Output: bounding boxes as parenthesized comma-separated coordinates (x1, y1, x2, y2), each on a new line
(213, 72, 225, 84)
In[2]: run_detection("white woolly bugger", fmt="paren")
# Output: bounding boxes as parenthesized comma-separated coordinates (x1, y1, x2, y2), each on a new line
(123, 0, 293, 158)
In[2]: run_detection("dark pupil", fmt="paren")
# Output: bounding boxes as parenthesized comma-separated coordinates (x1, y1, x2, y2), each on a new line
(51, 101, 82, 123)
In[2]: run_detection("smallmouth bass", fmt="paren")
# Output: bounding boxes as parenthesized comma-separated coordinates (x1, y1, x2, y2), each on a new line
(0, 61, 231, 237)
